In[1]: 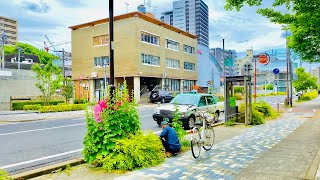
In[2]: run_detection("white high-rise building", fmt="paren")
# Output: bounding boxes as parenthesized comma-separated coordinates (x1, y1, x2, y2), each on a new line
(161, 0, 209, 47)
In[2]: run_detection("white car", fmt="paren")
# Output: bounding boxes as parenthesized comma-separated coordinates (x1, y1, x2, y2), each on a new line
(152, 92, 224, 129)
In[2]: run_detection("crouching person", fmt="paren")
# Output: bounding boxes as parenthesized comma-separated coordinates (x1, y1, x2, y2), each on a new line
(160, 121, 181, 155)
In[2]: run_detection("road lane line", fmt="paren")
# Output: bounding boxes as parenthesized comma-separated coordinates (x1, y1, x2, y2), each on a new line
(0, 149, 83, 169)
(0, 123, 86, 136)
(0, 118, 85, 126)
(140, 115, 152, 117)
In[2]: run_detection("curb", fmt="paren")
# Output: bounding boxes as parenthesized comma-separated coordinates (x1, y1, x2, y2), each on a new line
(11, 158, 85, 180)
(305, 141, 320, 180)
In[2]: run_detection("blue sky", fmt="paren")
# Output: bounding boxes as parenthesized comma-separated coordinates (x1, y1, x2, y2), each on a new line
(0, 0, 289, 57)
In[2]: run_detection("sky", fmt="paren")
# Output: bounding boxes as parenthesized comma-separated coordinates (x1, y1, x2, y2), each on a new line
(0, 0, 290, 57)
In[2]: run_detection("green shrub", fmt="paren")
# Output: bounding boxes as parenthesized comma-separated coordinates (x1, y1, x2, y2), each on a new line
(38, 104, 87, 113)
(23, 104, 41, 111)
(277, 92, 286, 95)
(234, 93, 244, 100)
(238, 100, 278, 125)
(83, 81, 141, 164)
(171, 104, 186, 140)
(12, 100, 64, 110)
(97, 133, 164, 172)
(57, 103, 67, 105)
(234, 86, 244, 94)
(300, 91, 318, 101)
(215, 95, 224, 102)
(0, 169, 13, 180)
(251, 110, 265, 125)
(73, 99, 88, 104)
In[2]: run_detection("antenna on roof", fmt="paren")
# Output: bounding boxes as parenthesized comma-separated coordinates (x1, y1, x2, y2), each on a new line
(124, 2, 129, 13)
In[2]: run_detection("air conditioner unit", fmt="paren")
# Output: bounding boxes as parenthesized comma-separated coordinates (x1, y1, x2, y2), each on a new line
(91, 72, 98, 78)
(162, 73, 166, 77)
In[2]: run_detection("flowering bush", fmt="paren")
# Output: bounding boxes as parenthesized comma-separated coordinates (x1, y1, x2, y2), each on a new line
(83, 81, 141, 164)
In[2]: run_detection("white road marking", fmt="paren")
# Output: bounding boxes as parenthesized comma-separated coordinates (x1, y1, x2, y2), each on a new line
(140, 115, 152, 117)
(154, 130, 162, 134)
(0, 123, 86, 136)
(0, 149, 83, 169)
(0, 118, 85, 126)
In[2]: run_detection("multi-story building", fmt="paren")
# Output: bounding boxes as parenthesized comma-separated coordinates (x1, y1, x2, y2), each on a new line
(0, 16, 18, 45)
(210, 48, 237, 76)
(160, 0, 220, 93)
(69, 11, 198, 102)
(161, 0, 209, 47)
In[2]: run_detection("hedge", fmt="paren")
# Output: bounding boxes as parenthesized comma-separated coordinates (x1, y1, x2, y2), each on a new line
(12, 100, 64, 110)
(38, 104, 87, 113)
(23, 104, 41, 111)
(299, 91, 318, 101)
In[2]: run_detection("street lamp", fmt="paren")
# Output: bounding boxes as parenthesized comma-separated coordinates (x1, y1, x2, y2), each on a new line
(109, 0, 115, 101)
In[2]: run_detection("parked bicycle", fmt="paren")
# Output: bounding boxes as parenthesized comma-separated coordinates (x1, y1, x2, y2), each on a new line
(189, 106, 215, 159)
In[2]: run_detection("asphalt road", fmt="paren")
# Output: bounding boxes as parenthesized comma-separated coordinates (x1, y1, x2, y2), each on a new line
(0, 96, 295, 175)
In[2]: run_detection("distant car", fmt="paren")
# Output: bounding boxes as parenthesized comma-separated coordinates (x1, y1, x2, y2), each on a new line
(296, 92, 302, 96)
(149, 90, 174, 103)
(152, 92, 224, 129)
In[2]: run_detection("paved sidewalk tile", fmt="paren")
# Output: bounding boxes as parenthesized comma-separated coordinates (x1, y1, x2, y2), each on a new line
(116, 114, 306, 180)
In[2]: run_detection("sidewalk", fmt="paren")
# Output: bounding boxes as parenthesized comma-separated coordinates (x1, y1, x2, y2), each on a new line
(0, 103, 158, 123)
(29, 97, 320, 180)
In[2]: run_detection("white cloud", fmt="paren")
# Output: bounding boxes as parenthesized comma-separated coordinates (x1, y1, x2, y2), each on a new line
(1, 0, 288, 54)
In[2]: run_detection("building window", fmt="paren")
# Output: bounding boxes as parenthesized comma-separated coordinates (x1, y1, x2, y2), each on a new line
(183, 80, 195, 91)
(141, 32, 159, 45)
(93, 35, 109, 46)
(184, 62, 195, 71)
(184, 45, 195, 55)
(141, 54, 160, 66)
(94, 56, 110, 67)
(166, 39, 179, 51)
(164, 79, 180, 91)
(166, 59, 180, 69)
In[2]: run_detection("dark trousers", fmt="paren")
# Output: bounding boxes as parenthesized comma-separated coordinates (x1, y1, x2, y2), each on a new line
(161, 138, 179, 154)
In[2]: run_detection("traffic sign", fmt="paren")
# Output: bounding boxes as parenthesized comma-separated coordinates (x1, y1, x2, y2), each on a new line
(273, 68, 280, 75)
(258, 53, 270, 65)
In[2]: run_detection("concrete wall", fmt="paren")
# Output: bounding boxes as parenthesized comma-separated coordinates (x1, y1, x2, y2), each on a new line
(0, 69, 41, 103)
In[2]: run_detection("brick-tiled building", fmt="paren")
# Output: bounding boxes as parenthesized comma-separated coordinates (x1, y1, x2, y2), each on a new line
(69, 11, 198, 102)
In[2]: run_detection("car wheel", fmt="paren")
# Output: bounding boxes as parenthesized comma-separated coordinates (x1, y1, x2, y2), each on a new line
(156, 120, 162, 126)
(161, 98, 165, 103)
(213, 111, 219, 123)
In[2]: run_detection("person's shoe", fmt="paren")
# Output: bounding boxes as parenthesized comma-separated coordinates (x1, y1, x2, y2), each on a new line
(165, 152, 172, 157)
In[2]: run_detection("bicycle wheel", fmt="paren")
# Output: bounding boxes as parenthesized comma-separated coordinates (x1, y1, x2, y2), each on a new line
(191, 127, 201, 159)
(203, 126, 215, 151)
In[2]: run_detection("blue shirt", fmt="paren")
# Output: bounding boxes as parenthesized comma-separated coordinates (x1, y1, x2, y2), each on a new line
(160, 126, 181, 151)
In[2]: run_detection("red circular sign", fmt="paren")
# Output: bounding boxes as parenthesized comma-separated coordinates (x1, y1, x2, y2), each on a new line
(258, 54, 270, 65)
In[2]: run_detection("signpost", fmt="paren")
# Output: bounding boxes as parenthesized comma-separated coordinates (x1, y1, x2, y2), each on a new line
(273, 68, 280, 75)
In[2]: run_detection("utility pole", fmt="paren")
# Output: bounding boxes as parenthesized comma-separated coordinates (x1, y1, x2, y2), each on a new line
(62, 48, 65, 78)
(285, 29, 290, 105)
(17, 47, 21, 70)
(223, 39, 227, 123)
(109, 0, 115, 101)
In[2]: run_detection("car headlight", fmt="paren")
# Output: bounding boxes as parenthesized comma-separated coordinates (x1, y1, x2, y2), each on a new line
(154, 109, 160, 114)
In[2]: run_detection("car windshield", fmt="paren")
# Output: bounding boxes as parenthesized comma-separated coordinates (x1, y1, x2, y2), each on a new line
(170, 94, 199, 106)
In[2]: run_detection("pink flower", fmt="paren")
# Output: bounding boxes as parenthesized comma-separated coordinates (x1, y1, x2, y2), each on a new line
(94, 100, 107, 123)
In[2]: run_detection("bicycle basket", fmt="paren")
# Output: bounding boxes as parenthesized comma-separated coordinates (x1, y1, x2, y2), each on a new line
(203, 112, 214, 123)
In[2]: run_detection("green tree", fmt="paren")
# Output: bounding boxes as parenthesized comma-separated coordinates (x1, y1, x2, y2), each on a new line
(4, 42, 57, 64)
(32, 61, 63, 105)
(293, 67, 317, 93)
(61, 77, 74, 104)
(262, 84, 274, 90)
(225, 0, 320, 62)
